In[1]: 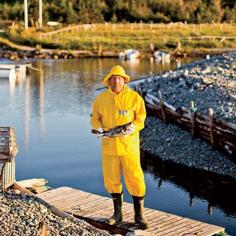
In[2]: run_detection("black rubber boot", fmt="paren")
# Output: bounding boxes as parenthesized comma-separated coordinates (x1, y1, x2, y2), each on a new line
(132, 196, 149, 230)
(106, 193, 123, 225)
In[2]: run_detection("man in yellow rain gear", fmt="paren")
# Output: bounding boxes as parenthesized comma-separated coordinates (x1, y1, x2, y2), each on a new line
(90, 65, 148, 229)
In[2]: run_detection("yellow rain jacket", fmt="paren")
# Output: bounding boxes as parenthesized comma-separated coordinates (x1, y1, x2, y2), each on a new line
(91, 65, 146, 196)
(91, 85, 146, 156)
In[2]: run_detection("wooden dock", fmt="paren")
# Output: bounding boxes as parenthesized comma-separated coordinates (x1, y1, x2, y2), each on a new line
(38, 186, 225, 236)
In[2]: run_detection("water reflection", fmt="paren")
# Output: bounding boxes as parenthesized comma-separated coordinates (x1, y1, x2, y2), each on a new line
(1, 57, 236, 235)
(142, 151, 236, 218)
(0, 74, 18, 98)
(24, 76, 30, 150)
(9, 76, 16, 97)
(38, 62, 45, 141)
(0, 57, 200, 153)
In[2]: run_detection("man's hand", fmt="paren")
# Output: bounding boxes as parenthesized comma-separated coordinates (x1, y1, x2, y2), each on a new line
(121, 122, 135, 135)
(96, 128, 104, 138)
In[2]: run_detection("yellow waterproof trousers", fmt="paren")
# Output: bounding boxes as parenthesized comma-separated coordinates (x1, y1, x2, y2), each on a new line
(102, 153, 146, 197)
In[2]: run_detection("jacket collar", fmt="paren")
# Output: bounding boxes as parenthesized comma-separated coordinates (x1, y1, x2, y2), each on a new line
(108, 84, 130, 96)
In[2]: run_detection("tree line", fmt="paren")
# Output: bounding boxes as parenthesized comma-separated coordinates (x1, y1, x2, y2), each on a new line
(0, 0, 236, 25)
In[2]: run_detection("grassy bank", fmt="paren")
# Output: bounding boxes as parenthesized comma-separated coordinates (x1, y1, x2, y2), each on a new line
(4, 23, 236, 54)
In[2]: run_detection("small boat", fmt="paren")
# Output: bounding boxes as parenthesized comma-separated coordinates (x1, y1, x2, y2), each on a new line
(0, 65, 16, 79)
(0, 64, 28, 79)
(119, 49, 140, 60)
(154, 50, 171, 63)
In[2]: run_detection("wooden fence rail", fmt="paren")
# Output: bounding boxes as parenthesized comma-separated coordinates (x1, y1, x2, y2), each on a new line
(141, 91, 236, 161)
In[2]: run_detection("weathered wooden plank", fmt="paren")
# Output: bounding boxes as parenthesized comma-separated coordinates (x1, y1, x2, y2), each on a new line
(38, 186, 73, 199)
(81, 199, 112, 215)
(174, 222, 203, 236)
(74, 196, 100, 208)
(86, 201, 113, 216)
(16, 178, 47, 188)
(152, 214, 182, 230)
(78, 196, 108, 211)
(83, 200, 113, 218)
(149, 215, 177, 228)
(44, 192, 82, 207)
(156, 217, 196, 235)
(136, 209, 165, 227)
(148, 214, 171, 229)
(37, 187, 225, 235)
(39, 186, 84, 202)
(51, 192, 94, 210)
(200, 225, 226, 236)
(158, 222, 203, 236)
(176, 221, 223, 236)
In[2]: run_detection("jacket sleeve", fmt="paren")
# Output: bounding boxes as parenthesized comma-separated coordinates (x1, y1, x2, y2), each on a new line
(90, 98, 102, 130)
(133, 94, 146, 132)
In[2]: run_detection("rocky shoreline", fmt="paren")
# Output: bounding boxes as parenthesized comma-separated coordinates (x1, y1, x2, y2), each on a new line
(141, 116, 236, 180)
(140, 52, 236, 180)
(1, 44, 236, 61)
(142, 53, 236, 123)
(0, 189, 111, 236)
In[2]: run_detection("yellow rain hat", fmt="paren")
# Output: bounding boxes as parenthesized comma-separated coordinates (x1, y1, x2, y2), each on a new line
(103, 65, 130, 86)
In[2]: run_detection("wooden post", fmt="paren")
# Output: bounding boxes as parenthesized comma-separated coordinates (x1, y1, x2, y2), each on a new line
(138, 85, 143, 97)
(139, 22, 143, 30)
(158, 91, 166, 122)
(208, 108, 214, 145)
(208, 204, 214, 216)
(24, 0, 28, 29)
(189, 101, 196, 138)
(39, 0, 43, 29)
(98, 44, 103, 56)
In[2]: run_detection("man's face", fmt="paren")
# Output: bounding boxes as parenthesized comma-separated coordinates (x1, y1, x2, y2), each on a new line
(109, 75, 125, 94)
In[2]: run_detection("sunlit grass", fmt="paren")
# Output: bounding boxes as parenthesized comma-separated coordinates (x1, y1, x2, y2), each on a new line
(5, 23, 236, 52)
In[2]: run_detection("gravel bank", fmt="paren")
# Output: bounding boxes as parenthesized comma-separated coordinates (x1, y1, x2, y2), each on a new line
(141, 116, 236, 179)
(140, 52, 236, 180)
(0, 189, 111, 236)
(142, 52, 236, 123)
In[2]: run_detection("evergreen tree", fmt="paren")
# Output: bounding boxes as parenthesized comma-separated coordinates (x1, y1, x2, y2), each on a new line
(224, 6, 236, 22)
(67, 0, 77, 24)
(210, 0, 223, 22)
(28, 0, 39, 26)
(0, 0, 236, 24)
(0, 3, 10, 20)
(130, 0, 151, 22)
(77, 0, 104, 23)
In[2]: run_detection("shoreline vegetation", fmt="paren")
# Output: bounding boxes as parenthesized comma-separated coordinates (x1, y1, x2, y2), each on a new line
(0, 23, 236, 60)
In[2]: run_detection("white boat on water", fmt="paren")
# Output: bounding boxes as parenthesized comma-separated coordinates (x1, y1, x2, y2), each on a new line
(0, 64, 27, 79)
(119, 49, 140, 60)
(0, 65, 16, 79)
(154, 50, 171, 63)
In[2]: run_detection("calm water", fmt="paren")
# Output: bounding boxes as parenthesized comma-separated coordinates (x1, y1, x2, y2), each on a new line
(1, 58, 236, 235)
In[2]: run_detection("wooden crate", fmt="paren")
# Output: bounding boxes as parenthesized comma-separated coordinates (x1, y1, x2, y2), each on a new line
(0, 127, 18, 159)
(0, 127, 18, 191)
(1, 160, 15, 191)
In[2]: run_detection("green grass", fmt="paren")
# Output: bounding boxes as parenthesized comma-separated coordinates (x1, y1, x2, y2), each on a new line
(215, 232, 230, 236)
(4, 23, 236, 53)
